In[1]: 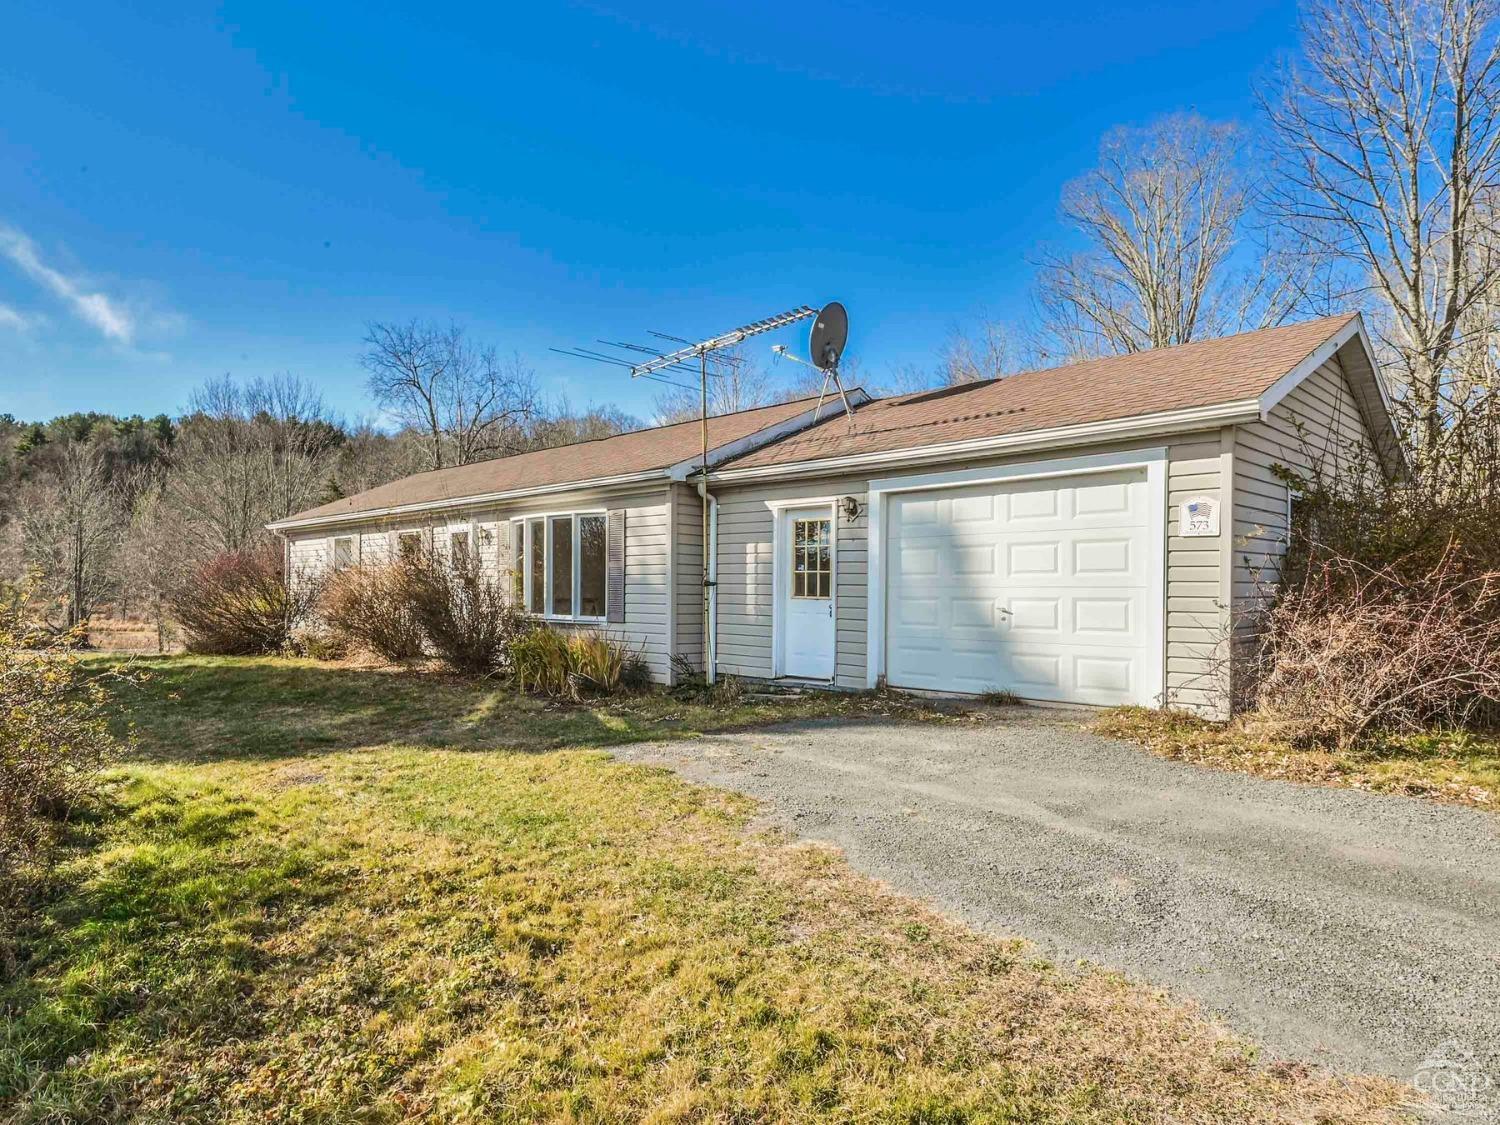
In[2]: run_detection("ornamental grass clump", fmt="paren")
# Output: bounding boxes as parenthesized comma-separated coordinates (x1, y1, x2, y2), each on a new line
(510, 627, 643, 699)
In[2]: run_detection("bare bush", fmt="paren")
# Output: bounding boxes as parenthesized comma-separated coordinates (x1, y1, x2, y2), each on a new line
(402, 549, 525, 675)
(1252, 546, 1500, 746)
(320, 563, 426, 662)
(1, 588, 125, 927)
(169, 544, 319, 655)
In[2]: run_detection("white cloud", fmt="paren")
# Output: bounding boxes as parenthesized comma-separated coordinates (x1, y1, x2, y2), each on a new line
(0, 303, 33, 331)
(0, 223, 135, 343)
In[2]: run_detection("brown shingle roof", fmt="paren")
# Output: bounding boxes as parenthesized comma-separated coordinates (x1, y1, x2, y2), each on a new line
(719, 315, 1359, 471)
(277, 395, 825, 525)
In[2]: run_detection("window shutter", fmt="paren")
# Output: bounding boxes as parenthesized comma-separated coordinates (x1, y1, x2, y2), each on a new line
(606, 508, 626, 623)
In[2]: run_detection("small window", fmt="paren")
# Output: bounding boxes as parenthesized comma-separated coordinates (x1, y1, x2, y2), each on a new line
(332, 536, 354, 571)
(449, 530, 470, 569)
(579, 514, 607, 618)
(550, 516, 574, 616)
(510, 521, 525, 605)
(528, 518, 545, 612)
(792, 518, 831, 599)
(397, 531, 423, 561)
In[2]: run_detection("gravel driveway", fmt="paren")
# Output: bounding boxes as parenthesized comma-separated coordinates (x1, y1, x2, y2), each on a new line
(613, 710, 1500, 1091)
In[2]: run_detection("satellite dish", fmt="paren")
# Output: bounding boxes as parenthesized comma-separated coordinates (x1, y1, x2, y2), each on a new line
(809, 301, 848, 371)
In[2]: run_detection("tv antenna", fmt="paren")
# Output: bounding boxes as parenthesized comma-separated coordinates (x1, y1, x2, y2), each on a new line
(771, 301, 853, 420)
(553, 304, 820, 686)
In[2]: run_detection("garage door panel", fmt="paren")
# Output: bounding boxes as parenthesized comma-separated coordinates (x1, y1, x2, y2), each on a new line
(1007, 541, 1060, 576)
(1075, 596, 1134, 636)
(886, 469, 1157, 705)
(1073, 537, 1134, 576)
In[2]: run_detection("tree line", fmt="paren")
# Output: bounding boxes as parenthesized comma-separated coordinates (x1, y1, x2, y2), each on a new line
(0, 338, 641, 642)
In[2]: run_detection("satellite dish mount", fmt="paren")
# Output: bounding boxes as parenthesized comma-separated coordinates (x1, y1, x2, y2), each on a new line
(808, 302, 852, 420)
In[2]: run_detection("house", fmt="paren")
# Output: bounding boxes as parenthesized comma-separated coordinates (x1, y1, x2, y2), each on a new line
(268, 313, 1402, 717)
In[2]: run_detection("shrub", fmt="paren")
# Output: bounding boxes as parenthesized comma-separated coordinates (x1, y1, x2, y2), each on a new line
(288, 624, 349, 662)
(320, 563, 425, 662)
(1, 588, 124, 924)
(1251, 545, 1500, 747)
(510, 627, 643, 699)
(170, 544, 318, 655)
(403, 549, 526, 675)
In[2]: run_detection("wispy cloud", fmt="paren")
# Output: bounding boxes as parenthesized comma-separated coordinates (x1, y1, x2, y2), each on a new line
(0, 223, 135, 343)
(0, 303, 33, 331)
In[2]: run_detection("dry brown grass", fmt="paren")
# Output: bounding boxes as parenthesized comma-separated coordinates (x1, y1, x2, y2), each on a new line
(1096, 706, 1500, 810)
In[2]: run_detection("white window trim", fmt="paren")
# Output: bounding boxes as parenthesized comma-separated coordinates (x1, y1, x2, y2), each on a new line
(445, 519, 476, 566)
(864, 447, 1168, 706)
(766, 498, 839, 680)
(509, 509, 609, 623)
(394, 528, 428, 560)
(330, 534, 356, 571)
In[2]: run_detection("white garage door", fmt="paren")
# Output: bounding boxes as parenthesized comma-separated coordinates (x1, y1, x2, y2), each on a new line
(885, 469, 1159, 705)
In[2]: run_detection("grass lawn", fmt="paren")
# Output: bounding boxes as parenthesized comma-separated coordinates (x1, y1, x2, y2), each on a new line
(1095, 707, 1500, 810)
(0, 657, 1411, 1122)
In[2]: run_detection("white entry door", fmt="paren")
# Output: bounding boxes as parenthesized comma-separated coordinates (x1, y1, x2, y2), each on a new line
(884, 469, 1157, 705)
(778, 507, 836, 679)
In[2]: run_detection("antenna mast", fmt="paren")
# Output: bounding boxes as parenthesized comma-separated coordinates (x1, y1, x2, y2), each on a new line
(619, 306, 818, 685)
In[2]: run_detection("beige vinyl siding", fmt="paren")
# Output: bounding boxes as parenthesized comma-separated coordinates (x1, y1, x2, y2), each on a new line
(712, 434, 1224, 710)
(1232, 357, 1375, 624)
(282, 483, 676, 682)
(673, 484, 705, 675)
(713, 478, 869, 690)
(1164, 435, 1228, 713)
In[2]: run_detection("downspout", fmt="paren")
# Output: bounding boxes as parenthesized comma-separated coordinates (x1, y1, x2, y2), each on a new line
(698, 476, 718, 684)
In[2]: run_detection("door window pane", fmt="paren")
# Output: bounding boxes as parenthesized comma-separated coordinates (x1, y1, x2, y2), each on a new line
(528, 519, 545, 612)
(579, 515, 607, 618)
(550, 516, 573, 616)
(510, 522, 524, 604)
(397, 532, 423, 561)
(791, 518, 831, 598)
(449, 531, 470, 569)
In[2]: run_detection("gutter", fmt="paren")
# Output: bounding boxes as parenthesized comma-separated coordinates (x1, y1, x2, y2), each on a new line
(265, 468, 669, 534)
(698, 477, 719, 685)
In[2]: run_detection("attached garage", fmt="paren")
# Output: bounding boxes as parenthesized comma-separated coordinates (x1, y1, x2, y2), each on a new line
(872, 451, 1166, 706)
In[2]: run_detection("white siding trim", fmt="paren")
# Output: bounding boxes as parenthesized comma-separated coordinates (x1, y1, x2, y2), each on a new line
(864, 447, 1168, 707)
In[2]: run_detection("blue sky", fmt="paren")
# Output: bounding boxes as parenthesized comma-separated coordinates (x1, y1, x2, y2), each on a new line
(1, 0, 1301, 425)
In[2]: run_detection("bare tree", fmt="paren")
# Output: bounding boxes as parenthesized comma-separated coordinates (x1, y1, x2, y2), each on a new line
(653, 348, 774, 423)
(1264, 0, 1500, 462)
(120, 486, 180, 652)
(21, 442, 125, 632)
(362, 321, 538, 469)
(520, 398, 640, 449)
(167, 374, 344, 557)
(1035, 113, 1296, 360)
(941, 316, 1020, 384)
